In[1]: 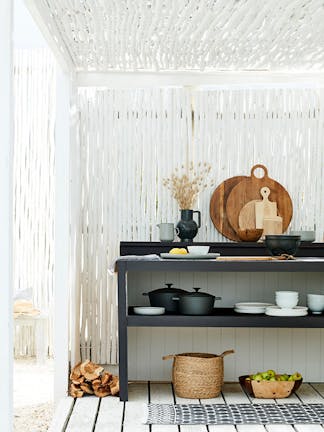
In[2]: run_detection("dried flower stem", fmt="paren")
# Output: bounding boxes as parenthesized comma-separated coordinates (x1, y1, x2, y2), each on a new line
(163, 162, 213, 209)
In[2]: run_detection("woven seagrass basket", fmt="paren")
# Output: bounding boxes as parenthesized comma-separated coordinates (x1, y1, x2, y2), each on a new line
(163, 350, 234, 399)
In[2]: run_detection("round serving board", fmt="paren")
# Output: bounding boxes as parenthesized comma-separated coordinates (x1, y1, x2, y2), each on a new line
(210, 175, 248, 241)
(226, 164, 293, 235)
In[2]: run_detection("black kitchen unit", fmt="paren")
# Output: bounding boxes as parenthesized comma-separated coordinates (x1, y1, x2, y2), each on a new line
(117, 241, 324, 401)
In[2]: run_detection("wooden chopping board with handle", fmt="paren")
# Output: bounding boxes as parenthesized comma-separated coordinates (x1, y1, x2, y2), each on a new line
(210, 175, 248, 241)
(226, 164, 293, 235)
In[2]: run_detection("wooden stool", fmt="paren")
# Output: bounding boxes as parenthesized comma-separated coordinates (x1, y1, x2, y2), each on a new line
(14, 313, 49, 363)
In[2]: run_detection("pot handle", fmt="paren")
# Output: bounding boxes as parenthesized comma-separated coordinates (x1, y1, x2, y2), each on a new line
(162, 355, 176, 360)
(172, 297, 180, 301)
(219, 349, 235, 357)
(215, 296, 222, 300)
(142, 292, 149, 296)
(193, 210, 201, 228)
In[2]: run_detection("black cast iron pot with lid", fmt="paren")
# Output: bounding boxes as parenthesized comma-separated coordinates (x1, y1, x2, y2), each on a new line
(142, 283, 189, 313)
(173, 288, 221, 315)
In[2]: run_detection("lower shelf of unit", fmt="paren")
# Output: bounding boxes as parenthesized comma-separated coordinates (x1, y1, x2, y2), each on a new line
(127, 307, 324, 328)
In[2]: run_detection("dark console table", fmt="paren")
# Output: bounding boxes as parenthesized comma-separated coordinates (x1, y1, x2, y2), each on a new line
(117, 241, 324, 400)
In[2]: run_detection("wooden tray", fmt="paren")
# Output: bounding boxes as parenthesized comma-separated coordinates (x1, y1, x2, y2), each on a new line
(210, 175, 247, 241)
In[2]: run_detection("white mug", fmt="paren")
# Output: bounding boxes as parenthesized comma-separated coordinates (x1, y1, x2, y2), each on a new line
(157, 223, 179, 242)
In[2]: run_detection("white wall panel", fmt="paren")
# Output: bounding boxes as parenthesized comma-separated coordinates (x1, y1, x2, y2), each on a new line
(128, 327, 324, 382)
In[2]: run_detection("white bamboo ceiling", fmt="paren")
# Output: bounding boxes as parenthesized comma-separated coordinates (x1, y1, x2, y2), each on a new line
(29, 0, 324, 72)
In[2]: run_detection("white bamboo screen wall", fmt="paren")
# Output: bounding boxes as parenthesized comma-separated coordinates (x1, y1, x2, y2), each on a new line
(13, 49, 56, 357)
(76, 85, 324, 365)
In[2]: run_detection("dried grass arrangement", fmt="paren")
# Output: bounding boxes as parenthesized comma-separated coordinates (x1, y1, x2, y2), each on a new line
(163, 162, 213, 209)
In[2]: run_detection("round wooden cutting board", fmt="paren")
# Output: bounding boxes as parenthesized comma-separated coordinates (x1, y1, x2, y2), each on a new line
(210, 175, 248, 241)
(226, 164, 293, 235)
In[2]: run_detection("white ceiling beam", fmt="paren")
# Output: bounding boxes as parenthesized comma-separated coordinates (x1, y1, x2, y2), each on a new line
(24, 0, 75, 74)
(76, 70, 324, 88)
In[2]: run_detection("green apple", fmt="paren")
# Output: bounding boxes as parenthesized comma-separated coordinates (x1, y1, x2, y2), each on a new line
(269, 376, 276, 381)
(291, 372, 302, 381)
(267, 369, 276, 378)
(252, 373, 263, 381)
(261, 372, 270, 380)
(279, 374, 289, 381)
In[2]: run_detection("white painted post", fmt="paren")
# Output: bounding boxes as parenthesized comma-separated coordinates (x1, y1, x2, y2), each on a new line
(54, 68, 72, 402)
(0, 0, 13, 430)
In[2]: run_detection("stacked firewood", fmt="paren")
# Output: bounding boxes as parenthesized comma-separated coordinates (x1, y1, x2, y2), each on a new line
(70, 360, 119, 397)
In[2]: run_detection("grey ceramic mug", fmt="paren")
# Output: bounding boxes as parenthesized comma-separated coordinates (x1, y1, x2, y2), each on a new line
(157, 223, 179, 241)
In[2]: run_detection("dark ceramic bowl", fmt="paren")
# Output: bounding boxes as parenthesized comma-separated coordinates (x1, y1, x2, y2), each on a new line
(264, 235, 301, 256)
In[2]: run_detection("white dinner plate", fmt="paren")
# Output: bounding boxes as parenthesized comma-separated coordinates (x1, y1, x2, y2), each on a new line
(234, 302, 273, 314)
(234, 308, 266, 314)
(160, 253, 220, 259)
(265, 306, 308, 317)
(235, 302, 273, 309)
(133, 307, 165, 315)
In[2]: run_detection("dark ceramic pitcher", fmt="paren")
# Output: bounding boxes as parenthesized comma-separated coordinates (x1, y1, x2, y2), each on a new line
(176, 209, 201, 242)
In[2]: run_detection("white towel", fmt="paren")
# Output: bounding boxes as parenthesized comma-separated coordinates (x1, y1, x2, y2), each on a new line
(108, 254, 161, 275)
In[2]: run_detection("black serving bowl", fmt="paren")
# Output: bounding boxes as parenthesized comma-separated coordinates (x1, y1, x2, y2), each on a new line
(264, 235, 301, 256)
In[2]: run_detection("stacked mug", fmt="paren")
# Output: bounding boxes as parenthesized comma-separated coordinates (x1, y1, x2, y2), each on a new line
(275, 291, 299, 309)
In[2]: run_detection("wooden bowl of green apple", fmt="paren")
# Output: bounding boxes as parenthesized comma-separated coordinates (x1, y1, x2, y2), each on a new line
(239, 370, 303, 398)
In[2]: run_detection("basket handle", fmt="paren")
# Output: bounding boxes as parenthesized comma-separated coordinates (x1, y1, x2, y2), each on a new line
(219, 349, 235, 357)
(162, 355, 176, 360)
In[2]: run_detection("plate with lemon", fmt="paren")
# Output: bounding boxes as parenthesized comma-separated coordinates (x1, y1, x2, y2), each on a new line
(161, 247, 220, 259)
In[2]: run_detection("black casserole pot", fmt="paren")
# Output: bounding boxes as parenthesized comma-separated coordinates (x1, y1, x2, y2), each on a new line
(143, 283, 188, 313)
(173, 288, 221, 315)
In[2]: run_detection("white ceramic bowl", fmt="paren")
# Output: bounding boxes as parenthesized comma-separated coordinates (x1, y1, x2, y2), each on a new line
(275, 291, 299, 309)
(187, 245, 210, 255)
(290, 230, 315, 242)
(275, 291, 299, 297)
(276, 298, 299, 309)
(307, 294, 324, 314)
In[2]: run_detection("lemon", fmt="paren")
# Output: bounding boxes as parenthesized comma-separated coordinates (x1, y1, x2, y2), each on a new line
(169, 247, 188, 255)
(178, 248, 188, 254)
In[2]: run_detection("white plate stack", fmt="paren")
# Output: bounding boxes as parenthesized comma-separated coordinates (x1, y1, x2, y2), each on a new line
(234, 302, 273, 314)
(265, 306, 308, 316)
(265, 290, 308, 316)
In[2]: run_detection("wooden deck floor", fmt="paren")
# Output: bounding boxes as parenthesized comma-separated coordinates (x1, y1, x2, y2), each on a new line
(49, 382, 324, 432)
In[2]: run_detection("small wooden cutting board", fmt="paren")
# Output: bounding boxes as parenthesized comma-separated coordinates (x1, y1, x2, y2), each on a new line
(226, 164, 293, 235)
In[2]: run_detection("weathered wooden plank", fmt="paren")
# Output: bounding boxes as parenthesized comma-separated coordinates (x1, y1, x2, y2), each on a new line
(311, 383, 324, 397)
(294, 426, 324, 432)
(123, 383, 149, 432)
(150, 382, 178, 432)
(275, 392, 300, 404)
(236, 426, 266, 432)
(296, 383, 324, 403)
(265, 425, 294, 432)
(222, 383, 250, 404)
(48, 397, 74, 432)
(94, 396, 124, 432)
(65, 396, 100, 432)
